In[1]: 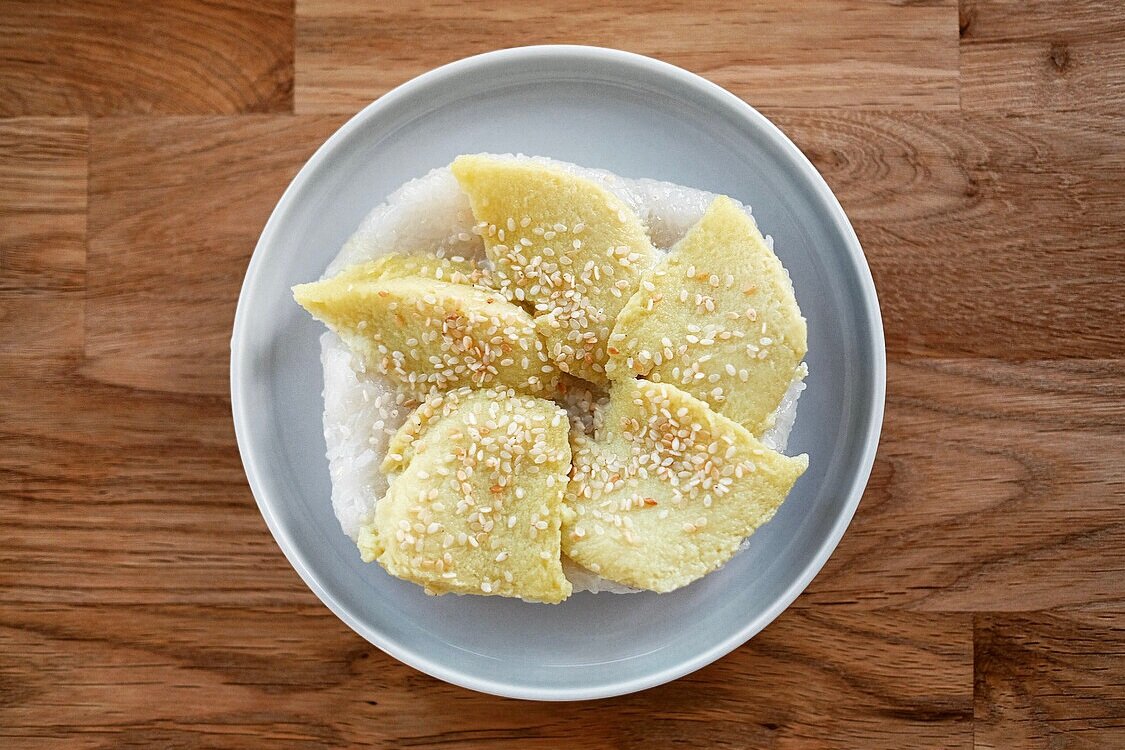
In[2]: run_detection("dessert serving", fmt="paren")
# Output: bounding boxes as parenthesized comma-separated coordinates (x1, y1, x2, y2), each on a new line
(293, 154, 808, 603)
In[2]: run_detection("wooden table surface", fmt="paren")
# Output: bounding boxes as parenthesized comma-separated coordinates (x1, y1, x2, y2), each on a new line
(2, 1, 1123, 747)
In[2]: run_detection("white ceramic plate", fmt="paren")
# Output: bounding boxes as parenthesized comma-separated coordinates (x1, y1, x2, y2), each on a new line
(232, 46, 884, 700)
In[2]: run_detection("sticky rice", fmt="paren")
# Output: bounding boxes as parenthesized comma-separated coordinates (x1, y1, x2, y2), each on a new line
(317, 156, 803, 593)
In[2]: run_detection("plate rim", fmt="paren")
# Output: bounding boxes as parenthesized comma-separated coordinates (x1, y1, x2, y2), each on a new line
(231, 44, 886, 701)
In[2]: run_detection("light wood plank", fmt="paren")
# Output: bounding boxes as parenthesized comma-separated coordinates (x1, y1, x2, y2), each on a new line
(0, 355, 294, 608)
(295, 0, 960, 113)
(961, 0, 1125, 115)
(805, 358, 1125, 611)
(770, 110, 1125, 358)
(0, 1, 294, 115)
(0, 605, 971, 748)
(974, 611, 1125, 749)
(85, 115, 344, 396)
(0, 118, 86, 356)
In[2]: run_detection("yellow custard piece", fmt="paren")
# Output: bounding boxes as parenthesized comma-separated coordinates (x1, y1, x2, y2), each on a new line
(606, 196, 807, 435)
(451, 155, 658, 385)
(359, 387, 573, 603)
(329, 252, 494, 288)
(293, 272, 559, 398)
(562, 378, 807, 593)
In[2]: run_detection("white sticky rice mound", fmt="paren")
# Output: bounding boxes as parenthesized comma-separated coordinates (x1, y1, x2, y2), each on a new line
(318, 155, 802, 594)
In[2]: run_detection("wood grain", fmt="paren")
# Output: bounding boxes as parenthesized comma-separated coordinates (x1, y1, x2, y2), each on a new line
(3, 0, 1125, 745)
(4, 354, 1119, 613)
(86, 115, 343, 395)
(295, 0, 960, 113)
(0, 1, 294, 116)
(0, 119, 87, 355)
(975, 611, 1125, 749)
(961, 0, 1125, 115)
(805, 358, 1125, 611)
(0, 355, 275, 608)
(773, 109, 1125, 358)
(0, 605, 972, 748)
(83, 112, 1125, 378)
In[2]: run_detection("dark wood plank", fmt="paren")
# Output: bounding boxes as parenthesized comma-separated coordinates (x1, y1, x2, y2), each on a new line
(961, 0, 1125, 115)
(805, 358, 1125, 611)
(975, 611, 1125, 749)
(0, 1, 294, 115)
(295, 0, 959, 113)
(0, 605, 971, 749)
(0, 118, 86, 356)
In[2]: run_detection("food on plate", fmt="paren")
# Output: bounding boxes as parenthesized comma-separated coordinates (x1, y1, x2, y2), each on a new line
(293, 262, 558, 398)
(329, 251, 493, 287)
(294, 154, 808, 603)
(357, 387, 573, 603)
(452, 155, 658, 385)
(605, 196, 807, 436)
(562, 379, 807, 592)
